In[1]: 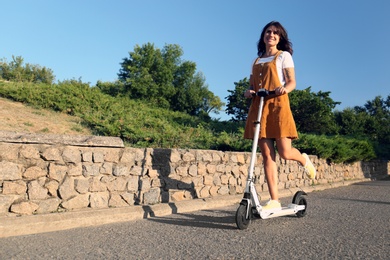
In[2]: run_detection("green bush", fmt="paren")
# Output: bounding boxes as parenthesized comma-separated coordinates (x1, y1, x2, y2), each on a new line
(0, 81, 379, 163)
(294, 133, 376, 163)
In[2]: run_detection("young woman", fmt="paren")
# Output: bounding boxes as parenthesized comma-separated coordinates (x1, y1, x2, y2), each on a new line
(244, 21, 316, 211)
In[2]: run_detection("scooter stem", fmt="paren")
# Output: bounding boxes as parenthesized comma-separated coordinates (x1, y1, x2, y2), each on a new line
(247, 96, 265, 179)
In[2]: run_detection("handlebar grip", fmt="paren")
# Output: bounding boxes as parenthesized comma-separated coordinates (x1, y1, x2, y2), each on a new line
(256, 89, 276, 97)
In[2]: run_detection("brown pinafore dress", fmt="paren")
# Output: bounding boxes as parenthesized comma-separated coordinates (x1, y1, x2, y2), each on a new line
(244, 51, 298, 140)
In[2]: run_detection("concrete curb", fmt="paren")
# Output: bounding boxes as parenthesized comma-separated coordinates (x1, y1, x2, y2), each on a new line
(0, 180, 367, 238)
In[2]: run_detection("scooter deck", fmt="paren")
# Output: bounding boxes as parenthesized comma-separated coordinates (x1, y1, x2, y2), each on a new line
(258, 204, 305, 219)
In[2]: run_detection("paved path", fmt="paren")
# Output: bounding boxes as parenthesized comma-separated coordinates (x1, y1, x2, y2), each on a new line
(1, 179, 389, 259)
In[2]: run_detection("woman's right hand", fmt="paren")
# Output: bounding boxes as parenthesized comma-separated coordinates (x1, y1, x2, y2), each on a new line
(244, 89, 256, 98)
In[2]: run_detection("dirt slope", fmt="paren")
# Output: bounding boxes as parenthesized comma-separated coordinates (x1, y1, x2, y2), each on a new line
(0, 97, 92, 136)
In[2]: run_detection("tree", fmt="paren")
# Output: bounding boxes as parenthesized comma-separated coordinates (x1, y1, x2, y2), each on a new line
(289, 87, 340, 134)
(334, 108, 368, 136)
(117, 43, 223, 116)
(335, 94, 390, 159)
(0, 56, 55, 84)
(225, 78, 250, 122)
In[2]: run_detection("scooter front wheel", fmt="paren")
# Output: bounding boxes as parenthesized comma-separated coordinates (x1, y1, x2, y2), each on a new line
(235, 204, 251, 230)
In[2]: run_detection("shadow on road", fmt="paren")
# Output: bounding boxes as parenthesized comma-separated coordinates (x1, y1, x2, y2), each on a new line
(146, 209, 237, 230)
(330, 197, 390, 206)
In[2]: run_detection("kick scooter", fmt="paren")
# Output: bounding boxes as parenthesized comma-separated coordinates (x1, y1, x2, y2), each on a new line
(235, 89, 308, 230)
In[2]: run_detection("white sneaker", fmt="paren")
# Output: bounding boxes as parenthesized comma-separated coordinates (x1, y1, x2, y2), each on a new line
(262, 200, 282, 211)
(303, 153, 316, 179)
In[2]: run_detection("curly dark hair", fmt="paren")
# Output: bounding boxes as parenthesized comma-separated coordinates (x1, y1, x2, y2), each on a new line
(257, 21, 293, 57)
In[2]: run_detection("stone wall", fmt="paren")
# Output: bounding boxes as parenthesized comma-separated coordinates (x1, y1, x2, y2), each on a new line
(0, 131, 389, 216)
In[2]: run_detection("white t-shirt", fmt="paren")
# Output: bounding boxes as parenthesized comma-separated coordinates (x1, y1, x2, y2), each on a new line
(250, 51, 294, 86)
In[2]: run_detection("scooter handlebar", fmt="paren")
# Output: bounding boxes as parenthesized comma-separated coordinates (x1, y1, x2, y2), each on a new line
(251, 89, 276, 97)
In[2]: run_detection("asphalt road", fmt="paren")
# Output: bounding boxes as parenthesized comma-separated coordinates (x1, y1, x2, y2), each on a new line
(1, 178, 389, 259)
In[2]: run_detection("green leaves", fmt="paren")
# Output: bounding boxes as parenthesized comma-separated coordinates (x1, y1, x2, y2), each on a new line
(0, 56, 54, 84)
(289, 87, 340, 134)
(117, 43, 224, 116)
(225, 78, 250, 122)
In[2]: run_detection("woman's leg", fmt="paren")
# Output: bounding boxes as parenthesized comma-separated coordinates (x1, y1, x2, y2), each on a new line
(276, 137, 316, 179)
(258, 138, 279, 201)
(275, 138, 305, 165)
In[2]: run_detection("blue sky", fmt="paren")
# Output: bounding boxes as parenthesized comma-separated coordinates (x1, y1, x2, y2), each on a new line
(1, 0, 389, 120)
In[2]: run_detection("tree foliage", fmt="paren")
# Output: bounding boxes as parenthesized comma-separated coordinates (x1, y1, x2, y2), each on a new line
(289, 87, 340, 134)
(0, 56, 55, 84)
(113, 43, 224, 116)
(335, 95, 390, 159)
(225, 78, 250, 122)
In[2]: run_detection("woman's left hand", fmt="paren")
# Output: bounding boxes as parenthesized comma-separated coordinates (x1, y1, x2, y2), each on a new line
(276, 86, 287, 95)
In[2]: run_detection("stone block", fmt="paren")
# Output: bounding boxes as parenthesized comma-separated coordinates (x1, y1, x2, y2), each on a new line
(104, 149, 120, 163)
(236, 154, 245, 165)
(109, 193, 129, 207)
(203, 175, 213, 185)
(45, 180, 59, 197)
(93, 151, 105, 163)
(231, 165, 240, 177)
(82, 163, 100, 177)
(213, 173, 221, 186)
(199, 186, 211, 198)
(28, 181, 48, 200)
(121, 192, 135, 205)
(209, 186, 219, 197)
(143, 188, 160, 204)
(216, 164, 226, 173)
(19, 145, 41, 160)
(127, 176, 139, 192)
(106, 177, 127, 192)
(59, 176, 77, 200)
(90, 192, 109, 208)
(176, 166, 188, 176)
(0, 195, 19, 215)
(48, 163, 67, 182)
(37, 198, 61, 214)
(139, 177, 151, 191)
(130, 165, 144, 176)
(61, 194, 90, 210)
(199, 152, 212, 163)
(62, 147, 81, 163)
(171, 190, 186, 201)
(228, 176, 237, 185)
(279, 173, 288, 182)
(82, 151, 93, 162)
(188, 164, 197, 177)
(23, 166, 47, 180)
(2, 180, 26, 195)
(10, 201, 39, 215)
(212, 153, 221, 162)
(182, 152, 195, 162)
(220, 174, 229, 185)
(68, 163, 83, 176)
(0, 144, 20, 160)
(42, 147, 63, 162)
(89, 177, 107, 192)
(112, 164, 129, 176)
(170, 149, 181, 163)
(148, 169, 159, 178)
(151, 178, 163, 188)
(206, 164, 216, 174)
(0, 161, 23, 181)
(120, 149, 136, 164)
(75, 178, 90, 194)
(100, 162, 113, 175)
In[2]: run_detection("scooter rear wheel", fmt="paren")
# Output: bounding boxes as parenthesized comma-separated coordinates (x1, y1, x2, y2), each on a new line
(235, 204, 251, 230)
(293, 191, 308, 218)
